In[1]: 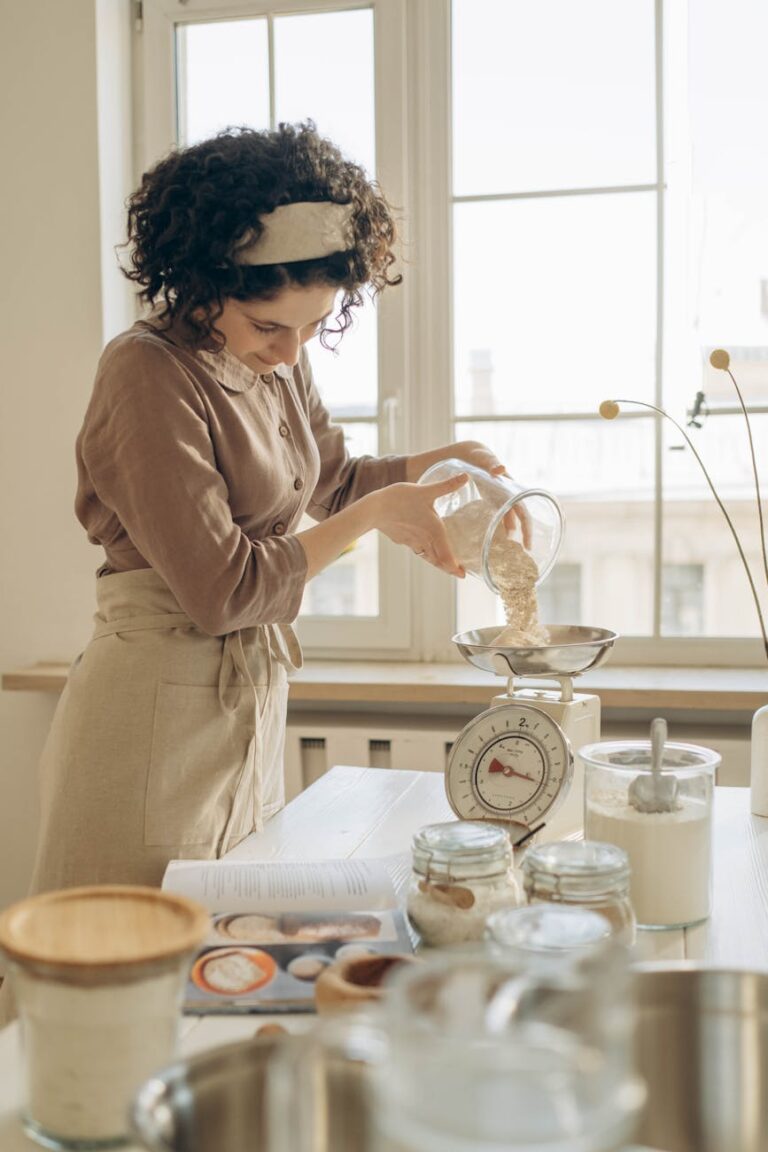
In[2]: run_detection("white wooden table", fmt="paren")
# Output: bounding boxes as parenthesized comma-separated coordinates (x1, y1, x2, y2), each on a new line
(0, 768, 765, 1150)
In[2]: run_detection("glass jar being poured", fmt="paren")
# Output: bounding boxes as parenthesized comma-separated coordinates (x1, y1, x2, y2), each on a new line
(417, 458, 563, 646)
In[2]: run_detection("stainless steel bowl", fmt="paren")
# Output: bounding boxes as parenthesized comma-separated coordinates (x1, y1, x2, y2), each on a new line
(634, 965, 768, 1152)
(453, 624, 618, 677)
(132, 967, 768, 1152)
(130, 1033, 373, 1152)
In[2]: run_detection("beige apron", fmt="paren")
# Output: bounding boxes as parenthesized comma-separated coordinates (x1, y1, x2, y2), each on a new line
(27, 568, 303, 894)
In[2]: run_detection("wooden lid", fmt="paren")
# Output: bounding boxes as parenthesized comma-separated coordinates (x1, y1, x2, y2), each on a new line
(0, 885, 210, 975)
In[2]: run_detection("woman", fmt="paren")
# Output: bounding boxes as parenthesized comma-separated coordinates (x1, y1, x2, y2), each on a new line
(28, 122, 508, 896)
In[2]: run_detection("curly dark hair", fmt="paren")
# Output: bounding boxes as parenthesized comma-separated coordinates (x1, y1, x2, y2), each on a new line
(123, 122, 401, 347)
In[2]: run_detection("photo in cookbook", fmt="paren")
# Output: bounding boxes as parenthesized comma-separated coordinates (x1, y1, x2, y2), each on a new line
(183, 907, 413, 1013)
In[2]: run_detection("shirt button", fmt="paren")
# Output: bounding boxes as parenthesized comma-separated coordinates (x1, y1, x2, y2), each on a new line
(293, 477, 304, 491)
(262, 372, 274, 384)
(279, 423, 290, 438)
(273, 522, 286, 536)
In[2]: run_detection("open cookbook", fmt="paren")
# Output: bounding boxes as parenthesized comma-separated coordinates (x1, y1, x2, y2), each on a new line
(162, 856, 414, 1014)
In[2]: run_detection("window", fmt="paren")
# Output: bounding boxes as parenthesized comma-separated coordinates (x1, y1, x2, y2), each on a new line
(138, 0, 768, 665)
(448, 0, 768, 663)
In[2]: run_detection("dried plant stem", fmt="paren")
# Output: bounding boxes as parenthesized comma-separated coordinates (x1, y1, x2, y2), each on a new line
(726, 367, 768, 589)
(611, 398, 768, 661)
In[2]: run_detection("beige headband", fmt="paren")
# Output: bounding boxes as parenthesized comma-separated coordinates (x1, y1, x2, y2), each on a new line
(233, 201, 355, 266)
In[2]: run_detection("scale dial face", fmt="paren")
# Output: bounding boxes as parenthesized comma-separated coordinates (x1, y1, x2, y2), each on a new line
(446, 702, 573, 829)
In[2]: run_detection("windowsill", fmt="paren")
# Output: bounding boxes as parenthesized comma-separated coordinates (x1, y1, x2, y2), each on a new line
(3, 659, 767, 713)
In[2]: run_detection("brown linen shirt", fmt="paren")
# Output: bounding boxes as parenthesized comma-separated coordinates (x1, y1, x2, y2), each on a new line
(75, 319, 407, 635)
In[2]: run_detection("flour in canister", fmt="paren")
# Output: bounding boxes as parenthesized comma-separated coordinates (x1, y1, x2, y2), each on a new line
(16, 967, 182, 1142)
(585, 791, 712, 927)
(443, 499, 549, 646)
(406, 875, 522, 947)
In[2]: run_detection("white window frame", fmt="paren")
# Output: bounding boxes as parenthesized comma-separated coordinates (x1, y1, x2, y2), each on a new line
(136, 0, 414, 657)
(411, 0, 766, 667)
(136, 0, 765, 667)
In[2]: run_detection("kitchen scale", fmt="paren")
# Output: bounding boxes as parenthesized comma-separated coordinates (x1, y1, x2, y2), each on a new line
(447, 625, 618, 845)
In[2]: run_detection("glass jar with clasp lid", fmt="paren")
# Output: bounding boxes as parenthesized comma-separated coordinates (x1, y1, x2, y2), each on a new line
(485, 904, 616, 969)
(519, 840, 636, 946)
(405, 821, 523, 948)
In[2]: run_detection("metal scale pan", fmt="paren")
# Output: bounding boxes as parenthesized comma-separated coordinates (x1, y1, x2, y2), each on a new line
(453, 624, 618, 679)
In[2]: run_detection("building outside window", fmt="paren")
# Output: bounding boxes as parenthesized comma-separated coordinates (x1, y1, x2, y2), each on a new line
(662, 563, 704, 636)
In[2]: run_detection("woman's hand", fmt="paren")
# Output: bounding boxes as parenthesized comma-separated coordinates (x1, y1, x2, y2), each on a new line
(405, 440, 505, 484)
(366, 474, 469, 576)
(433, 439, 506, 478)
(297, 472, 469, 581)
(405, 440, 531, 548)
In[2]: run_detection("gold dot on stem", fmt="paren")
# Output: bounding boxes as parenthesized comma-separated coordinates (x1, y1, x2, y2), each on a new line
(599, 400, 620, 420)
(710, 348, 730, 370)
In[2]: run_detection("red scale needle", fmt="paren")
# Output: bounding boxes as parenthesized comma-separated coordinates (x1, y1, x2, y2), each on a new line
(488, 757, 536, 783)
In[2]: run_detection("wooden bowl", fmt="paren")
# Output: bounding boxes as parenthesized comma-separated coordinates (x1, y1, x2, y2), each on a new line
(314, 952, 419, 1014)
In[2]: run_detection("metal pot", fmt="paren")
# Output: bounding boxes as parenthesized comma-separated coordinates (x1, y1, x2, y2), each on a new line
(634, 965, 768, 1152)
(132, 967, 768, 1152)
(130, 1031, 374, 1152)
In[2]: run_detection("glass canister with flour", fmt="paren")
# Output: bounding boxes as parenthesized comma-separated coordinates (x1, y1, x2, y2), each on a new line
(417, 459, 563, 644)
(405, 821, 522, 946)
(582, 738, 719, 929)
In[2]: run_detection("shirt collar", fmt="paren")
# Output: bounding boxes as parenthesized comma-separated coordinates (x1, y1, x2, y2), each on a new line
(134, 315, 292, 392)
(196, 346, 292, 393)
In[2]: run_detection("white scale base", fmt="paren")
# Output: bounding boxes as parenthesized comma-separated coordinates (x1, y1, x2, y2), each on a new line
(490, 682, 601, 841)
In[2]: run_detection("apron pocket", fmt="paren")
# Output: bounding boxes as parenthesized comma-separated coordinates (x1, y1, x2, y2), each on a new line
(144, 683, 254, 847)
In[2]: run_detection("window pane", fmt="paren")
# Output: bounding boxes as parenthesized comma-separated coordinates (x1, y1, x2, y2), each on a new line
(300, 532, 379, 617)
(305, 303, 378, 418)
(664, 0, 768, 409)
(538, 563, 582, 625)
(453, 194, 657, 416)
(176, 20, 269, 144)
(274, 10, 375, 175)
(455, 419, 655, 637)
(299, 421, 379, 618)
(452, 0, 656, 196)
(662, 414, 768, 639)
(660, 0, 768, 641)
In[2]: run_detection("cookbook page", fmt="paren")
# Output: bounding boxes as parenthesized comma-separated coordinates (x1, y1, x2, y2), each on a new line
(163, 857, 398, 913)
(163, 856, 412, 1014)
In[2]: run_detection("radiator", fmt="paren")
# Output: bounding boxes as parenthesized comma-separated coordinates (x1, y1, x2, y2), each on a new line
(283, 713, 462, 800)
(282, 715, 750, 802)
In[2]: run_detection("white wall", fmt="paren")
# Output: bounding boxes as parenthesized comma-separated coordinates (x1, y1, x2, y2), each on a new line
(0, 1, 132, 910)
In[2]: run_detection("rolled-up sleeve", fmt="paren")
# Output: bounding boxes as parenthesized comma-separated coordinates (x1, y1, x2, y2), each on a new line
(79, 340, 307, 634)
(303, 358, 408, 521)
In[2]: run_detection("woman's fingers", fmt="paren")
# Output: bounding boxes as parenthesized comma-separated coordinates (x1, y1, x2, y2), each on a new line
(421, 472, 469, 499)
(414, 548, 465, 577)
(503, 504, 533, 549)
